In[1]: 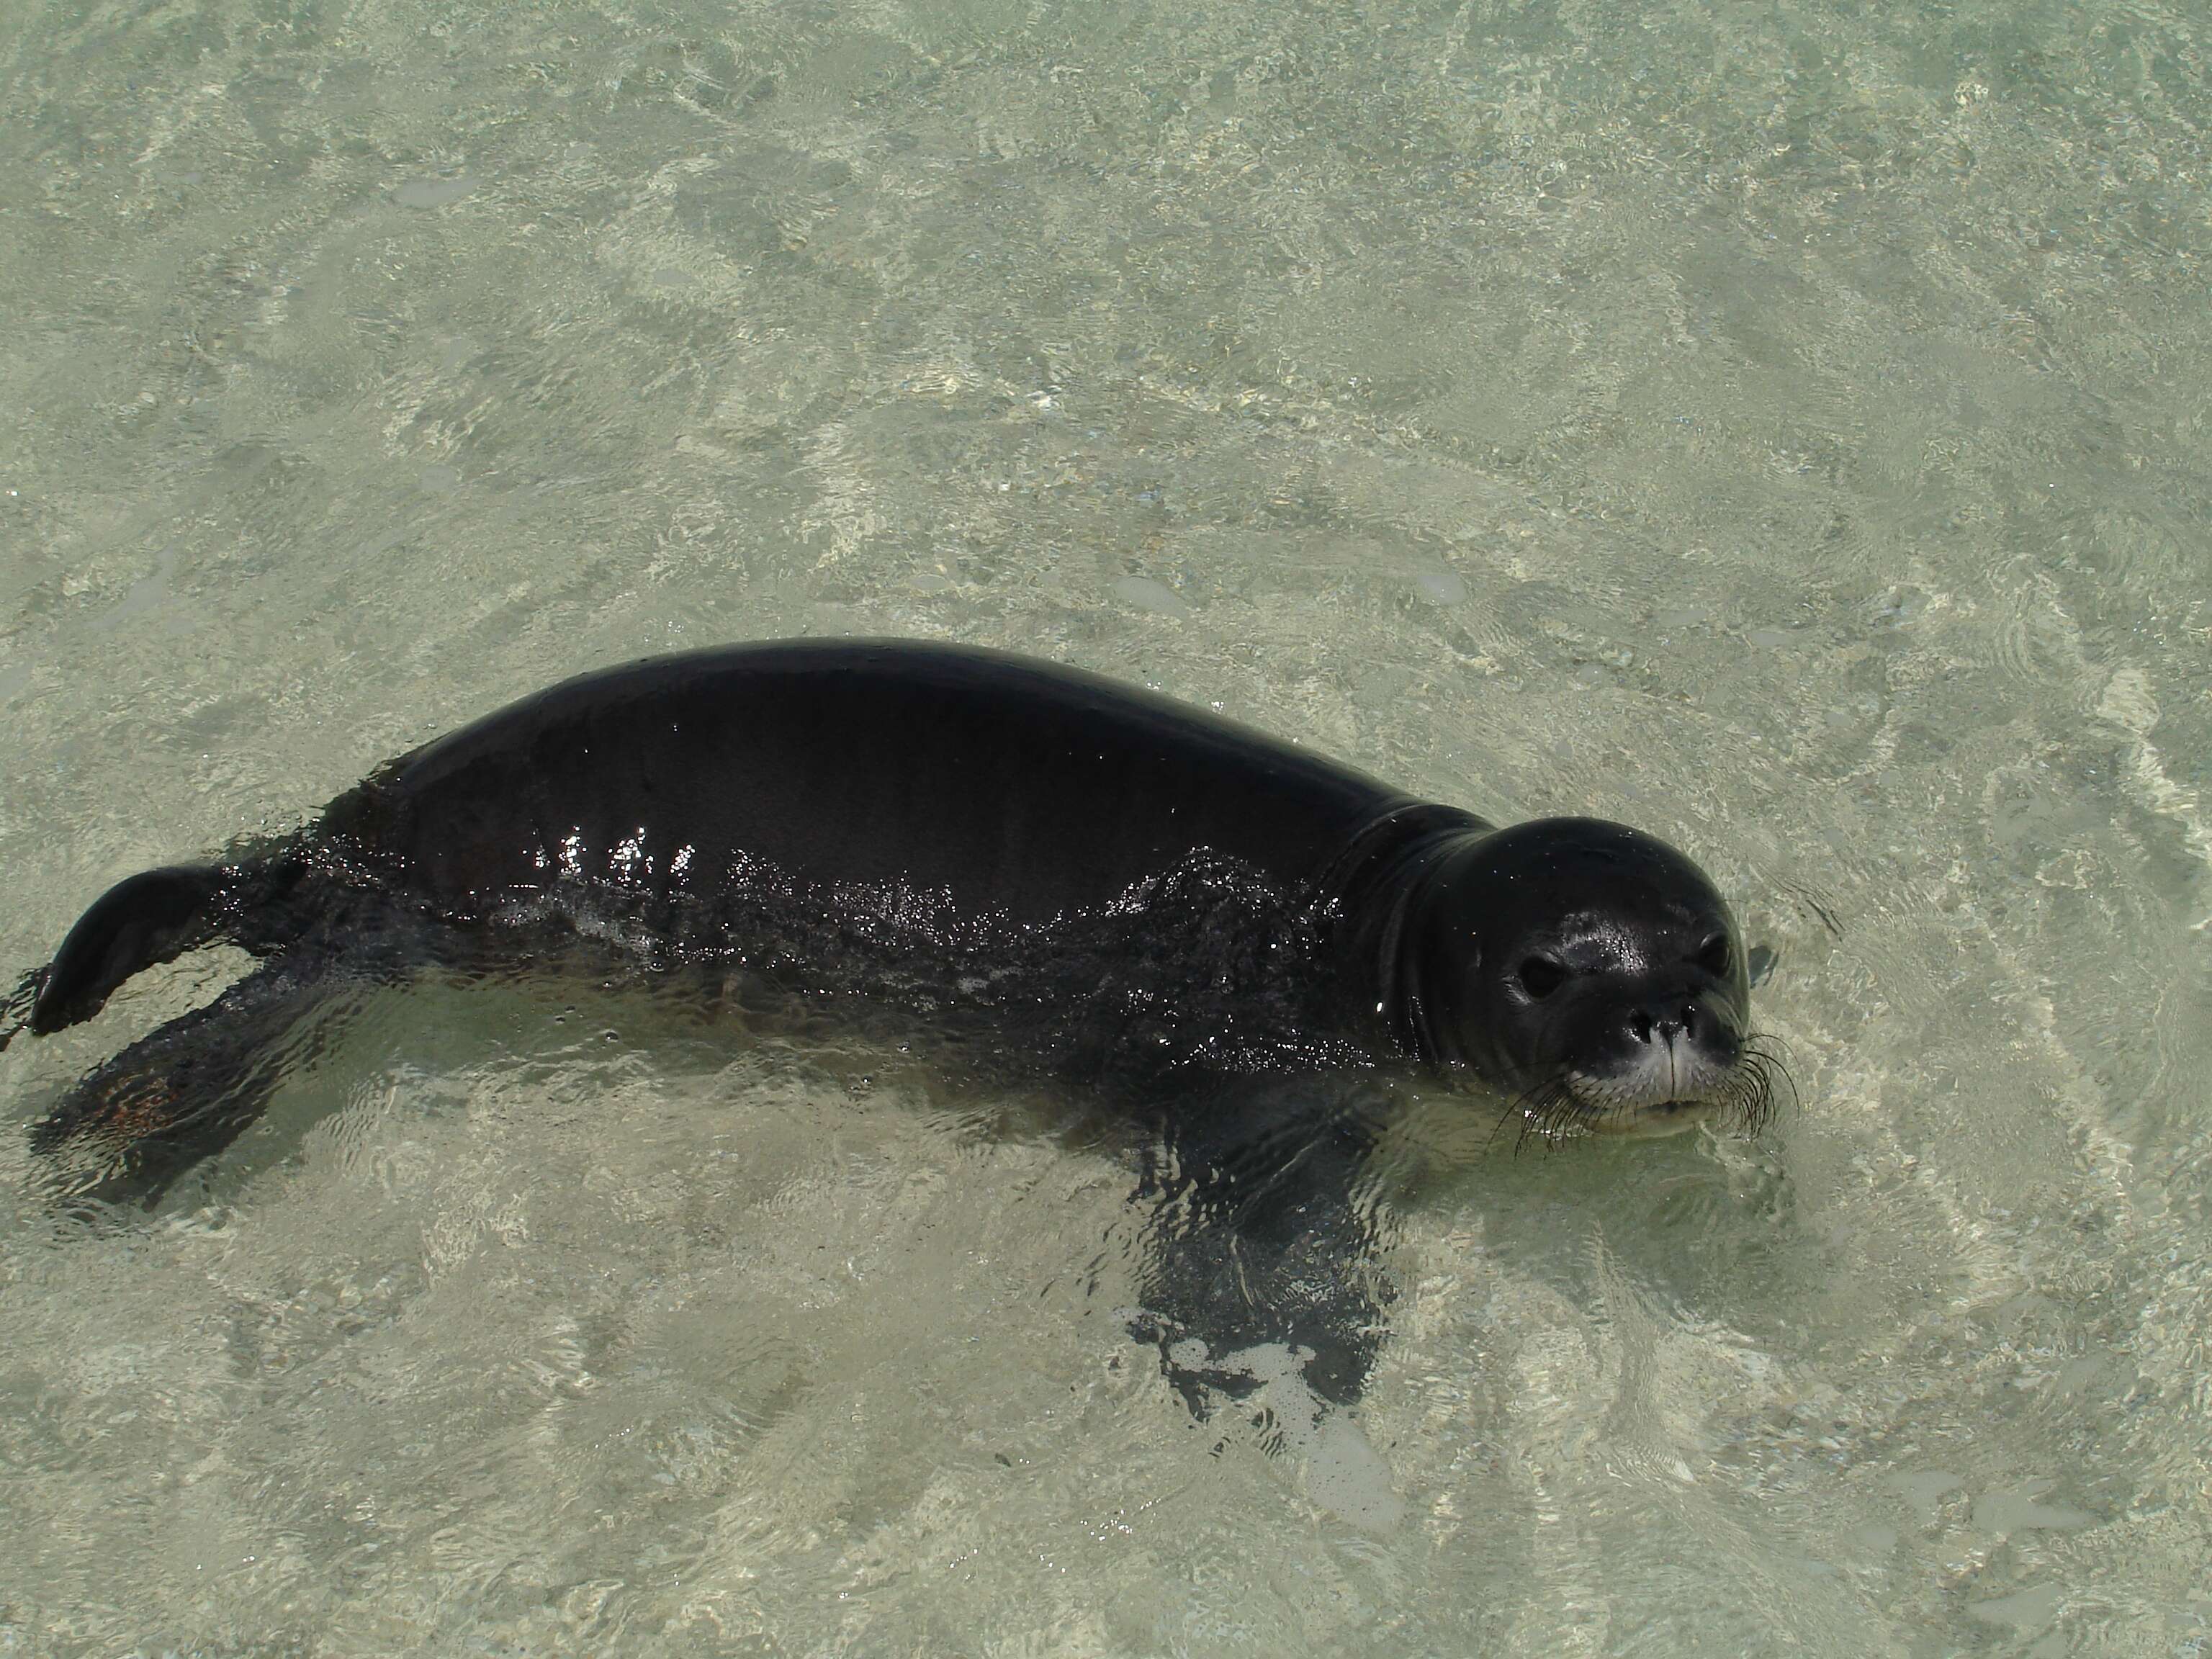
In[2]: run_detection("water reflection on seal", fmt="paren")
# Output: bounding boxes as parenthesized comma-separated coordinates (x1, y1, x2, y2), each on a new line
(4, 639, 1775, 1426)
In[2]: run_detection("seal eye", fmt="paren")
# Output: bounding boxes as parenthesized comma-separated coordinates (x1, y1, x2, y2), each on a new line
(1516, 957, 1567, 999)
(1696, 935, 1731, 976)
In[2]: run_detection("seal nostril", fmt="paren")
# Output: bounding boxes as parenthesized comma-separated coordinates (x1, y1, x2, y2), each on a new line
(1629, 1010, 1653, 1043)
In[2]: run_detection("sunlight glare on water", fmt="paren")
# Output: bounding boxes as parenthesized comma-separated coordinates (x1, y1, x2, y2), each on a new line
(1, 0, 2210, 1650)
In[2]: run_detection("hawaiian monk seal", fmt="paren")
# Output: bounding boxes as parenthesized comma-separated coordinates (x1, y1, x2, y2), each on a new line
(4, 639, 1776, 1413)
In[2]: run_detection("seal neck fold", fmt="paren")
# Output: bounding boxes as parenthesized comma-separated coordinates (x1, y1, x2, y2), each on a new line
(1313, 802, 1489, 1065)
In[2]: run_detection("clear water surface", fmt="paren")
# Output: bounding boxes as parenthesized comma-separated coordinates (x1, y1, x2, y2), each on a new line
(1, 0, 2208, 1650)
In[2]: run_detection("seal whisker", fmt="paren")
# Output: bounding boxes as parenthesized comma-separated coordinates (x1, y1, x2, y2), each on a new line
(1500, 1076, 1584, 1154)
(1701, 1037, 1794, 1137)
(1537, 1085, 1593, 1147)
(1483, 1079, 1544, 1154)
(1737, 1035, 1799, 1130)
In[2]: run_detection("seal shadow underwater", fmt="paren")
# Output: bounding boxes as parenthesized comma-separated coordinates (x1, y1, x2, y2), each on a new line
(2, 639, 1781, 1426)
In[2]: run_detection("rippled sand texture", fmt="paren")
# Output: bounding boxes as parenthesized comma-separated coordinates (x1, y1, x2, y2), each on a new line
(2, 0, 2208, 1650)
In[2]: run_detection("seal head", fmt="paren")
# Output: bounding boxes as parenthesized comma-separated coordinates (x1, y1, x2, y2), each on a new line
(1390, 817, 1756, 1136)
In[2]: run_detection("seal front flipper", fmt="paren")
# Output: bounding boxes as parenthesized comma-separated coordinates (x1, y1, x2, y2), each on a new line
(1129, 1071, 1398, 1414)
(29, 963, 360, 1208)
(1125, 1071, 1410, 1531)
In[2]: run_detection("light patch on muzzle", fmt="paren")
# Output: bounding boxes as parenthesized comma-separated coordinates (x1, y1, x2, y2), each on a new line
(1549, 1040, 1785, 1138)
(1568, 1039, 1737, 1124)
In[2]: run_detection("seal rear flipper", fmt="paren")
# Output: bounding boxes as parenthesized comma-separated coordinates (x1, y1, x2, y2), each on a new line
(0, 965, 37, 1053)
(24, 863, 235, 1037)
(30, 963, 359, 1208)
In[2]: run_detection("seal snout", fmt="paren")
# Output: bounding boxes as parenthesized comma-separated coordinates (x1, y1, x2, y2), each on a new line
(1570, 989, 1743, 1120)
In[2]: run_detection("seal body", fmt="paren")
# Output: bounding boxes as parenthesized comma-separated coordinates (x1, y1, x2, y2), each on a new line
(323, 639, 1443, 929)
(6, 639, 1763, 1408)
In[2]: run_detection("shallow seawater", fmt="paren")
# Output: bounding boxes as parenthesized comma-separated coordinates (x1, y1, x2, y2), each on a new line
(2, 0, 2209, 1649)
